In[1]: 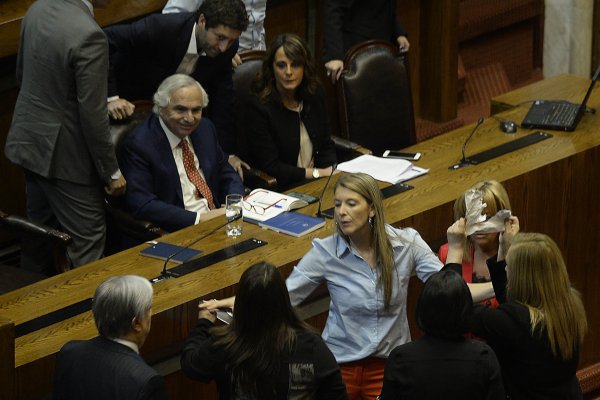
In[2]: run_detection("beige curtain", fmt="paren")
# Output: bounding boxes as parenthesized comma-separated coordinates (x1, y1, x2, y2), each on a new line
(544, 0, 594, 77)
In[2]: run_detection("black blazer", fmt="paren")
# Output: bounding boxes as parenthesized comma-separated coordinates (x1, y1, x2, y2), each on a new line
(245, 88, 337, 188)
(53, 336, 168, 400)
(104, 12, 239, 153)
(323, 0, 407, 62)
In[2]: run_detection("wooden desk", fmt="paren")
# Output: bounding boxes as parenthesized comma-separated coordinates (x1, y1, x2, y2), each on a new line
(1, 75, 599, 399)
(491, 74, 593, 114)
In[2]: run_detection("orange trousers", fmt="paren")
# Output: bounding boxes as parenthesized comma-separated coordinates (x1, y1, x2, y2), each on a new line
(340, 357, 386, 400)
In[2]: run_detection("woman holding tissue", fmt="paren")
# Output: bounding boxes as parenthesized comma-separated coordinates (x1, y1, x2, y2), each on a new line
(438, 180, 512, 307)
(445, 219, 587, 399)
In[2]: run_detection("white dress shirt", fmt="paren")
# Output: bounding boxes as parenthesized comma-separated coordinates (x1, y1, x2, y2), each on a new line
(159, 117, 209, 224)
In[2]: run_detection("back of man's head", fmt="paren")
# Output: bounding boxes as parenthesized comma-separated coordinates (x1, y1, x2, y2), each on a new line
(92, 275, 153, 339)
(198, 0, 248, 31)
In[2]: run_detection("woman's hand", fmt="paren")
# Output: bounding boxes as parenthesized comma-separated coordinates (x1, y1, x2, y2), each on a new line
(198, 297, 235, 312)
(498, 216, 520, 261)
(446, 218, 467, 264)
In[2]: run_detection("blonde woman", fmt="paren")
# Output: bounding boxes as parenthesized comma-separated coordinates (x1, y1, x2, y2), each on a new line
(447, 219, 587, 399)
(286, 173, 451, 399)
(439, 180, 512, 308)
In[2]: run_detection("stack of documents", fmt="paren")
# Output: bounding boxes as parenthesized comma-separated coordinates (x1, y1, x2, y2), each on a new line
(337, 155, 428, 184)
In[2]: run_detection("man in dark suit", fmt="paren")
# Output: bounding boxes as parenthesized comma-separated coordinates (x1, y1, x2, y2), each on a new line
(104, 0, 251, 177)
(323, 0, 411, 82)
(119, 75, 245, 232)
(53, 275, 167, 400)
(4, 0, 126, 272)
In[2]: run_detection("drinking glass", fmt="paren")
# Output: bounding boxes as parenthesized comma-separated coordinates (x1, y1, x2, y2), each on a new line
(225, 194, 243, 238)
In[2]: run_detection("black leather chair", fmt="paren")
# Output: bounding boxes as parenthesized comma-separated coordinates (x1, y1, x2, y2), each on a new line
(106, 100, 165, 254)
(232, 50, 278, 189)
(337, 40, 416, 156)
(0, 210, 72, 291)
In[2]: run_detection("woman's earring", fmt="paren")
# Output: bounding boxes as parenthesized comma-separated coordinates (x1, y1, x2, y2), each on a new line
(369, 216, 373, 227)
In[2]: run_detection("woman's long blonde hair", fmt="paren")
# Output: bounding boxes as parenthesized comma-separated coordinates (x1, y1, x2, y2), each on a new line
(334, 173, 395, 309)
(506, 233, 587, 359)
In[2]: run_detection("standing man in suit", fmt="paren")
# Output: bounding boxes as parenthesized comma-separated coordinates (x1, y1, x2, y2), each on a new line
(119, 75, 245, 233)
(53, 275, 168, 400)
(4, 0, 126, 272)
(104, 0, 251, 178)
(323, 0, 411, 83)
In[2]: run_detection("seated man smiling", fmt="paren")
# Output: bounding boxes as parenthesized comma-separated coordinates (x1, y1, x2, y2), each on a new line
(119, 74, 244, 232)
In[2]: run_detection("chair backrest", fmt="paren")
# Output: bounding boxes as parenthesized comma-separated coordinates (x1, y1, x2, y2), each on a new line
(110, 100, 154, 152)
(232, 50, 266, 161)
(337, 41, 416, 156)
(0, 210, 72, 275)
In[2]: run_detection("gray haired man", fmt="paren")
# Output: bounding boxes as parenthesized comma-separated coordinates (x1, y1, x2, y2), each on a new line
(53, 275, 167, 400)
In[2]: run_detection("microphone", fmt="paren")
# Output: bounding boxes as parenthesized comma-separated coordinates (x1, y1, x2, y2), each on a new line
(158, 214, 243, 280)
(316, 163, 337, 219)
(449, 117, 484, 170)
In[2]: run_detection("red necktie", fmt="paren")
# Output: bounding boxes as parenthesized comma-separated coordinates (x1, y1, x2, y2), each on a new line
(179, 139, 215, 209)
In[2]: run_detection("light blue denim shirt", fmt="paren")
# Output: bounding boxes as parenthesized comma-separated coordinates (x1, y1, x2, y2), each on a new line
(286, 225, 443, 363)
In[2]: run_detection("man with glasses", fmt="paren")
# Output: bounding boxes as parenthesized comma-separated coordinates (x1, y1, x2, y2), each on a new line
(103, 0, 251, 178)
(119, 75, 244, 233)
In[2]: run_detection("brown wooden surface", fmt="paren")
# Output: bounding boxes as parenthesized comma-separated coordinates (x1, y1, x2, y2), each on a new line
(0, 318, 15, 400)
(0, 0, 168, 59)
(490, 74, 593, 114)
(419, 0, 459, 121)
(0, 74, 599, 399)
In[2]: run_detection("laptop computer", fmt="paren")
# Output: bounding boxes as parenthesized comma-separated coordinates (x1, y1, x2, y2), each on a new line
(521, 65, 600, 131)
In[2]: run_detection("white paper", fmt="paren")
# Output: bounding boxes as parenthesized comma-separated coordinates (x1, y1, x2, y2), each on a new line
(337, 155, 429, 184)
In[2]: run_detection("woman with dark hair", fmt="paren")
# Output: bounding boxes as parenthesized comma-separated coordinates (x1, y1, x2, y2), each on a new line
(245, 33, 337, 188)
(447, 219, 588, 399)
(205, 173, 457, 399)
(180, 261, 348, 400)
(379, 270, 505, 399)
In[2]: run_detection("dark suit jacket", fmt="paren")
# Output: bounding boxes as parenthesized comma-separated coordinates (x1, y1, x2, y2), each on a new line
(104, 12, 239, 153)
(5, 0, 118, 184)
(246, 88, 337, 188)
(53, 336, 168, 400)
(119, 114, 244, 232)
(323, 0, 407, 62)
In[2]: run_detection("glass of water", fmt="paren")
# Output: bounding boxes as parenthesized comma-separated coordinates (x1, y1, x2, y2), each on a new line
(225, 194, 243, 238)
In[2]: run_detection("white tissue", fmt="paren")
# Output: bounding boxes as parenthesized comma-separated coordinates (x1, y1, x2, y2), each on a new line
(464, 189, 512, 236)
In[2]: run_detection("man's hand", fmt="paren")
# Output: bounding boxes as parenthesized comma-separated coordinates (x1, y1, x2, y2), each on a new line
(325, 60, 344, 84)
(228, 155, 250, 181)
(200, 207, 226, 222)
(396, 35, 410, 52)
(108, 99, 135, 120)
(105, 176, 126, 196)
(231, 53, 243, 68)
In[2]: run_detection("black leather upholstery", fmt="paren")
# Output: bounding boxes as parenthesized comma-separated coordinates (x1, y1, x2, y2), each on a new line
(232, 51, 278, 189)
(0, 210, 72, 276)
(106, 101, 164, 253)
(337, 41, 416, 156)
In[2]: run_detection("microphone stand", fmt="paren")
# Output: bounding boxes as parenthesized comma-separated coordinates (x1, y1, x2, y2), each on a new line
(159, 214, 242, 280)
(449, 117, 484, 170)
(316, 164, 337, 219)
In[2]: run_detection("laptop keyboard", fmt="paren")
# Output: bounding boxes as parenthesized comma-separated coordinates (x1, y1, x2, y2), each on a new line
(542, 102, 579, 125)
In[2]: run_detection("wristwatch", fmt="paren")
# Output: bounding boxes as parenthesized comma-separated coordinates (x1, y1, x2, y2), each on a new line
(312, 168, 320, 179)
